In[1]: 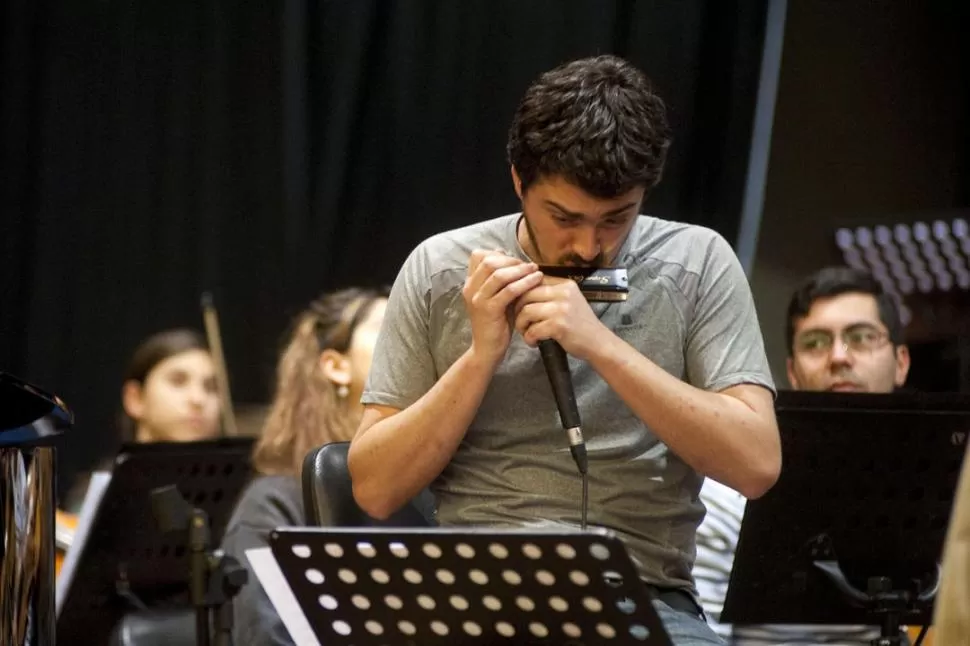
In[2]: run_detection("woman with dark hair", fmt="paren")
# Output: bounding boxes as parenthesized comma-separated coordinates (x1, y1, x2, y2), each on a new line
(221, 287, 387, 646)
(120, 328, 222, 443)
(61, 328, 221, 514)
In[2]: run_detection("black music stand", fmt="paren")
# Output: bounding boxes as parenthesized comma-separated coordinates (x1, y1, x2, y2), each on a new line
(270, 527, 672, 646)
(722, 391, 970, 644)
(57, 437, 254, 645)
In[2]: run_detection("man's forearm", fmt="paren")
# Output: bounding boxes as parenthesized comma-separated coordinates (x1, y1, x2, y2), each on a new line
(348, 347, 498, 519)
(589, 334, 780, 498)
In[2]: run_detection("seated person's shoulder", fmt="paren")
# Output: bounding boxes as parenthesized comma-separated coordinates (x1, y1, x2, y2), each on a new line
(226, 475, 304, 534)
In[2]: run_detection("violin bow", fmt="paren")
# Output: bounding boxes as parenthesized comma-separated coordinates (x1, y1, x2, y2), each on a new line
(201, 292, 239, 437)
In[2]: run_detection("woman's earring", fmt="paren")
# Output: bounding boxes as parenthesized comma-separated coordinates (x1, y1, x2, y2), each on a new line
(337, 384, 349, 399)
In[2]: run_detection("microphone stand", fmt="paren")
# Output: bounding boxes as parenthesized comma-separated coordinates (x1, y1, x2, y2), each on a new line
(151, 485, 248, 646)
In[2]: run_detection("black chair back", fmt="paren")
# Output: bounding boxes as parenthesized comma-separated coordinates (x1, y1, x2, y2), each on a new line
(301, 441, 434, 527)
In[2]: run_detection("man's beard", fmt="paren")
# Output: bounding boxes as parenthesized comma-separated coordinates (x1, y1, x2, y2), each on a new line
(522, 210, 608, 267)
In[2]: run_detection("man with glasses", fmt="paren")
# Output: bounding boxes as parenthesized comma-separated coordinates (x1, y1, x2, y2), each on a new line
(696, 266, 910, 644)
(786, 266, 909, 394)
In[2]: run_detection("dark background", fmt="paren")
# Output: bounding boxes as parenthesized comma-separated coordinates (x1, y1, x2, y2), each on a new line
(749, 1, 970, 384)
(1, 0, 768, 495)
(2, 0, 969, 497)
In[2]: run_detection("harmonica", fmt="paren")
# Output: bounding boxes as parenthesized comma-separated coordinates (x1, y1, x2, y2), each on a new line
(538, 266, 629, 303)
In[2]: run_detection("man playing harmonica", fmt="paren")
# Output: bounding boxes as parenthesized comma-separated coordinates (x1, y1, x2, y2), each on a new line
(349, 55, 780, 646)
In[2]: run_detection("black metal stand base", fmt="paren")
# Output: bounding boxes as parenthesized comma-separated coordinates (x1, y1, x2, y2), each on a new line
(152, 485, 248, 646)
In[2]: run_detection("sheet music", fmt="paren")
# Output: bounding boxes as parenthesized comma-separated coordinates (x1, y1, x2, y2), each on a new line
(245, 547, 321, 646)
(56, 470, 111, 616)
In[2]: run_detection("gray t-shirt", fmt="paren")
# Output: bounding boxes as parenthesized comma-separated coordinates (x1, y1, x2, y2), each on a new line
(363, 213, 774, 591)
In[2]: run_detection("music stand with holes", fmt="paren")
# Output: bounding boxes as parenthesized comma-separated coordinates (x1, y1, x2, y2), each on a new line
(721, 391, 970, 644)
(56, 437, 254, 645)
(269, 526, 672, 646)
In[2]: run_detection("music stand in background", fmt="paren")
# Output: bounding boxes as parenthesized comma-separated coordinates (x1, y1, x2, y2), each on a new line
(57, 438, 254, 645)
(270, 527, 671, 646)
(722, 391, 970, 644)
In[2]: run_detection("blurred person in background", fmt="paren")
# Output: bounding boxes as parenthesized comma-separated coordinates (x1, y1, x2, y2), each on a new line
(221, 288, 387, 646)
(119, 328, 222, 444)
(696, 266, 911, 644)
(61, 328, 222, 514)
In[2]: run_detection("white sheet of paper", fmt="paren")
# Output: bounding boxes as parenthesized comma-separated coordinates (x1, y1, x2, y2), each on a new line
(245, 547, 321, 646)
(56, 470, 112, 616)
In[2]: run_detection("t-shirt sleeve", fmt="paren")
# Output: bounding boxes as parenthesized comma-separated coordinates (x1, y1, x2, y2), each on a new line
(684, 233, 775, 394)
(362, 243, 440, 410)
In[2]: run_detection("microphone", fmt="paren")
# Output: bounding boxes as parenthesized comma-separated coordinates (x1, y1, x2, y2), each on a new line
(538, 339, 588, 474)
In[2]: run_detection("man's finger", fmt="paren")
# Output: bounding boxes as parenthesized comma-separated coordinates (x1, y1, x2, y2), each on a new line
(512, 284, 556, 314)
(467, 250, 523, 294)
(477, 262, 539, 301)
(489, 270, 544, 310)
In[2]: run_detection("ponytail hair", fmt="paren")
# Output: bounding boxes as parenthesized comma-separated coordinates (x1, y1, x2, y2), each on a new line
(252, 288, 386, 476)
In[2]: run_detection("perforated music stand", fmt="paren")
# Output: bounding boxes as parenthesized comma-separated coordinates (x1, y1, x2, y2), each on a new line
(722, 391, 970, 640)
(57, 437, 254, 645)
(270, 526, 672, 645)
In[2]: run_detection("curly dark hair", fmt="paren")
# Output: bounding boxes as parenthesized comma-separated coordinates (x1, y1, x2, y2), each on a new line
(786, 266, 904, 356)
(507, 55, 672, 198)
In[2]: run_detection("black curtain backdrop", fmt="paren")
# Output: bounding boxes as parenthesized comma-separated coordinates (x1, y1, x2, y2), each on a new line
(1, 0, 768, 496)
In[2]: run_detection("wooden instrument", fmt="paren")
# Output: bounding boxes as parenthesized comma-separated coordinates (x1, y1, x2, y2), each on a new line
(201, 291, 239, 437)
(907, 625, 933, 645)
(54, 508, 78, 576)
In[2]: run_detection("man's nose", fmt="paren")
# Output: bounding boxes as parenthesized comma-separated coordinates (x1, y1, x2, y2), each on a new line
(573, 228, 601, 263)
(829, 341, 852, 364)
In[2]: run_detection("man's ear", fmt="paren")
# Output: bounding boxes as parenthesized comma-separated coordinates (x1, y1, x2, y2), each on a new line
(511, 165, 524, 200)
(786, 356, 801, 390)
(122, 380, 145, 421)
(894, 344, 911, 387)
(319, 349, 352, 387)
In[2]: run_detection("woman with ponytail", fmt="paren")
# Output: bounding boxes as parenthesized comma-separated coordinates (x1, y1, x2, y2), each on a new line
(222, 288, 387, 646)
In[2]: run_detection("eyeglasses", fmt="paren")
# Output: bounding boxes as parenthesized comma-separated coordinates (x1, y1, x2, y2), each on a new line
(794, 326, 890, 357)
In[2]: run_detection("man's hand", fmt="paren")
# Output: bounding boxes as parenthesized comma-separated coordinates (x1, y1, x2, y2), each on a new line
(463, 250, 543, 368)
(512, 276, 607, 360)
